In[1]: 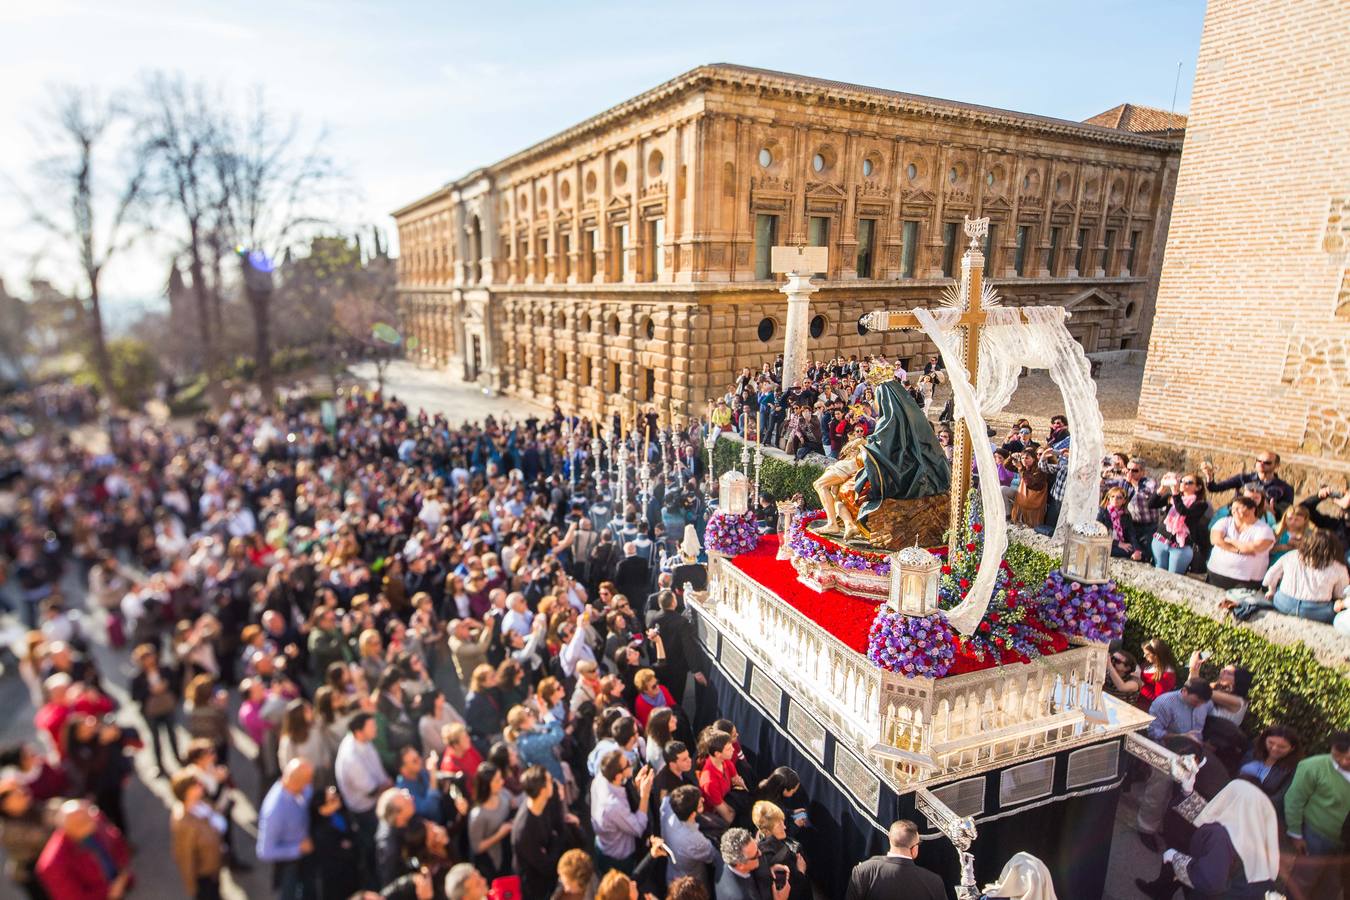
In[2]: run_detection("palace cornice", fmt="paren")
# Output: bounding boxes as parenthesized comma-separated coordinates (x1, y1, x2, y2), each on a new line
(702, 65, 1182, 152)
(391, 185, 455, 220)
(392, 65, 1180, 218)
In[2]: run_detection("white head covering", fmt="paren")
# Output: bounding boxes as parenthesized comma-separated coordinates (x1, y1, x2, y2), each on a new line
(982, 851, 1057, 900)
(680, 524, 702, 560)
(1192, 780, 1281, 884)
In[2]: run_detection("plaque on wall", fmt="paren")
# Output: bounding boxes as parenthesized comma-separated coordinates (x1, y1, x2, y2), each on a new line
(832, 743, 881, 816)
(695, 612, 714, 648)
(720, 639, 748, 686)
(787, 700, 828, 763)
(749, 666, 784, 720)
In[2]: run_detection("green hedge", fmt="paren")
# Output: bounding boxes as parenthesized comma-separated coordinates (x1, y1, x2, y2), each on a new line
(715, 435, 1350, 751)
(712, 435, 824, 509)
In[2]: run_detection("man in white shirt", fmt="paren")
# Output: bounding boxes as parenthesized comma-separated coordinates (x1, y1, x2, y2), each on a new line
(334, 713, 390, 880)
(500, 593, 534, 641)
(418, 494, 445, 532)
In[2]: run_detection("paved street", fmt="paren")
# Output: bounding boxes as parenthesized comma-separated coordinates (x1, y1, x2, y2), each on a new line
(347, 359, 551, 425)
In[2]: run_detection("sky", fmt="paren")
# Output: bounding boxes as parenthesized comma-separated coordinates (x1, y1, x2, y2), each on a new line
(0, 0, 1206, 320)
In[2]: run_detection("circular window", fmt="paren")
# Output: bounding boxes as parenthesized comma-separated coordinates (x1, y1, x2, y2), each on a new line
(643, 317, 655, 340)
(585, 171, 597, 194)
(609, 314, 621, 336)
(862, 158, 874, 177)
(856, 314, 871, 336)
(757, 318, 776, 343)
(1022, 174, 1031, 190)
(809, 314, 827, 339)
(538, 187, 548, 206)
(559, 180, 571, 202)
(986, 172, 995, 187)
(1055, 173, 1072, 198)
(1125, 302, 1138, 319)
(812, 153, 825, 173)
(648, 150, 664, 178)
(949, 167, 961, 185)
(614, 162, 628, 187)
(906, 163, 918, 181)
(758, 148, 773, 168)
(519, 191, 529, 209)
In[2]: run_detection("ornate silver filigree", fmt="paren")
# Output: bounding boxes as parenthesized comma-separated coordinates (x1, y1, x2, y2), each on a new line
(916, 787, 980, 900)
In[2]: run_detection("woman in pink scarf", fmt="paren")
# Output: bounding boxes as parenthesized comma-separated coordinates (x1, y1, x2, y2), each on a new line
(1147, 472, 1210, 574)
(1097, 487, 1145, 561)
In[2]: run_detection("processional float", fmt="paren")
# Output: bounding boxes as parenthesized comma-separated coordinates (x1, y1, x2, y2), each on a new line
(692, 219, 1206, 899)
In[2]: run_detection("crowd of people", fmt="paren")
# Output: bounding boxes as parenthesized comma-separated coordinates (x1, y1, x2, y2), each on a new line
(0, 387, 974, 900)
(0, 350, 1346, 900)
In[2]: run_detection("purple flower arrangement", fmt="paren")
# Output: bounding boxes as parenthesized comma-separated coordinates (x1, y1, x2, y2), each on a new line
(786, 512, 892, 576)
(1036, 570, 1126, 644)
(867, 610, 957, 678)
(705, 509, 761, 556)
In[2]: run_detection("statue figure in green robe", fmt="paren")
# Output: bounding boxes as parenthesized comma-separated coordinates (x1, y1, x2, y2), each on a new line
(854, 377, 951, 525)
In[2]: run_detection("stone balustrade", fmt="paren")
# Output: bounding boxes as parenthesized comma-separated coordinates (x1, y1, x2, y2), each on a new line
(697, 555, 1152, 791)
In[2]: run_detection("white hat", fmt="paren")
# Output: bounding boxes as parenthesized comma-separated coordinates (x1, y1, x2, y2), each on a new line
(680, 524, 701, 560)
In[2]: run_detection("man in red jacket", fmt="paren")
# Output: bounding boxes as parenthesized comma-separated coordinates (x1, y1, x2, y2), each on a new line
(35, 799, 132, 900)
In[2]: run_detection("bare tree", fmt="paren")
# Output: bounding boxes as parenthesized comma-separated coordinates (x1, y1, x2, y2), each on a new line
(141, 74, 226, 406)
(208, 89, 336, 402)
(10, 86, 147, 399)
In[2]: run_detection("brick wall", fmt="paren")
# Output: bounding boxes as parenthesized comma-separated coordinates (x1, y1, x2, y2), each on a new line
(1135, 0, 1350, 492)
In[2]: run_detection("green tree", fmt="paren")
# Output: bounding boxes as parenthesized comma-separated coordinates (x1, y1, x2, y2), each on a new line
(76, 336, 161, 408)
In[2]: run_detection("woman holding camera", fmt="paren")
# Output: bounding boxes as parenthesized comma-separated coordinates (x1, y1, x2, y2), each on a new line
(1148, 472, 1210, 574)
(753, 801, 809, 900)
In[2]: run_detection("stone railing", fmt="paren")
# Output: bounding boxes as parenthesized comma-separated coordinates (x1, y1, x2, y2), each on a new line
(704, 557, 883, 751)
(697, 556, 1153, 791)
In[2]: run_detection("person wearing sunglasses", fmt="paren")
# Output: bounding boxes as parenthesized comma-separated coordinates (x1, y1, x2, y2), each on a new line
(1148, 473, 1211, 574)
(1201, 451, 1294, 517)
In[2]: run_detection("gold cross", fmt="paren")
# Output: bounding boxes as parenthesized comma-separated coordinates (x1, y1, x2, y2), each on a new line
(860, 216, 990, 552)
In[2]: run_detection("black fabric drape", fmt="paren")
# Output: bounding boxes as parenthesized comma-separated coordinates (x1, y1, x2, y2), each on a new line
(704, 651, 1123, 900)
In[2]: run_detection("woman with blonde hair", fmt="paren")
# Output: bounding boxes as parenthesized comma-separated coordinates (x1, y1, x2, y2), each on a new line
(464, 664, 504, 752)
(1098, 486, 1143, 561)
(633, 667, 676, 730)
(1271, 503, 1312, 560)
(356, 627, 385, 686)
(505, 704, 564, 782)
(752, 800, 808, 899)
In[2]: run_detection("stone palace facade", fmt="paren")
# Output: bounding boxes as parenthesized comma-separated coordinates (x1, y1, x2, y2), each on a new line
(394, 64, 1182, 420)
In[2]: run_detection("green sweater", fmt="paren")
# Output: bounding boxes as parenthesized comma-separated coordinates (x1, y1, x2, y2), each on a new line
(1285, 754, 1350, 844)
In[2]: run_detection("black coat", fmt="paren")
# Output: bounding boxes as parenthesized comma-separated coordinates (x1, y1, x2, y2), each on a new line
(613, 555, 651, 603)
(845, 855, 946, 900)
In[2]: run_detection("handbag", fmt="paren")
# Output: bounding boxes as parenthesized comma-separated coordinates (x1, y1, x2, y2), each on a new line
(144, 687, 178, 719)
(488, 875, 521, 900)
